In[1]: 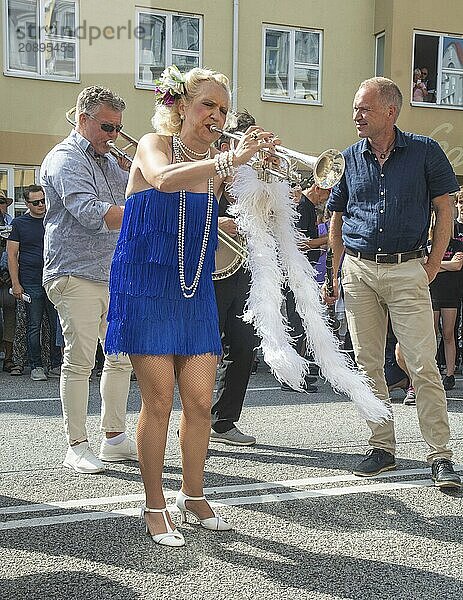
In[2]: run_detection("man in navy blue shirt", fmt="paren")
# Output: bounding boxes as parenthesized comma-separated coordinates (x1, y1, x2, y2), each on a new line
(325, 77, 460, 489)
(7, 185, 62, 381)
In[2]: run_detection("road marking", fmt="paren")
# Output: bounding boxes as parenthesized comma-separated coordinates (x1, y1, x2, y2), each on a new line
(0, 386, 283, 405)
(0, 397, 61, 404)
(1, 466, 460, 531)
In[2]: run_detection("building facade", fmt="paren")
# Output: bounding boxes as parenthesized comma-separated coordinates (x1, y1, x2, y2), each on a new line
(1, 0, 462, 215)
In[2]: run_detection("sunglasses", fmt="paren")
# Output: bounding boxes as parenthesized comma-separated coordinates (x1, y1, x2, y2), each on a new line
(85, 113, 123, 133)
(27, 198, 46, 206)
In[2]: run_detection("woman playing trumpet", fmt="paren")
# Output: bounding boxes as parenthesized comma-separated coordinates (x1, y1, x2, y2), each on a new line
(105, 65, 277, 547)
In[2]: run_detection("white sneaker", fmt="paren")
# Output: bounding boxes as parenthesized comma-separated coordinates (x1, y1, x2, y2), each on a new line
(63, 442, 105, 474)
(99, 436, 138, 462)
(30, 367, 47, 381)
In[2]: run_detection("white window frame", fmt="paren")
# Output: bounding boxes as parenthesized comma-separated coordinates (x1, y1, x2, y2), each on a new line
(3, 0, 80, 83)
(411, 30, 463, 111)
(375, 32, 385, 77)
(0, 164, 41, 216)
(261, 24, 323, 105)
(135, 8, 202, 90)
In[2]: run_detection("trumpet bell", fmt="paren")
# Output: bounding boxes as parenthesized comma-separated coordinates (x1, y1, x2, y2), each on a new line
(314, 149, 345, 189)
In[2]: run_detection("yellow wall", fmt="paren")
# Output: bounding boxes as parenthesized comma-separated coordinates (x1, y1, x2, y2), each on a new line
(0, 0, 461, 175)
(235, 0, 375, 157)
(393, 0, 462, 177)
(0, 0, 233, 164)
(376, 0, 463, 176)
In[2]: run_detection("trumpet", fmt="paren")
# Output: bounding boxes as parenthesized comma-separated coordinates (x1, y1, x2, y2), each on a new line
(63, 108, 245, 279)
(210, 126, 345, 189)
(65, 107, 137, 162)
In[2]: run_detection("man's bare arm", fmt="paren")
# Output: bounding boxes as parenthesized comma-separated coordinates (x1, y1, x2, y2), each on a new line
(426, 193, 453, 283)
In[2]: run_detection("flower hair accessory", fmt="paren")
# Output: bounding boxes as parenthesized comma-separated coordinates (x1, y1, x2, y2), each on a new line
(153, 65, 186, 106)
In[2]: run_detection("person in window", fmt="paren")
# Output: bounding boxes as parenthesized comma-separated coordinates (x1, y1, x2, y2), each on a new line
(412, 68, 428, 102)
(420, 67, 436, 102)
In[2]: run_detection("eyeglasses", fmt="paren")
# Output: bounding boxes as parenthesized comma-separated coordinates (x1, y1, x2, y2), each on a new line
(27, 198, 46, 206)
(85, 113, 123, 133)
(0, 200, 6, 205)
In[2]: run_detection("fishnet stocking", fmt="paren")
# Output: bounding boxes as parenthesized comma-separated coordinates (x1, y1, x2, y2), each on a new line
(130, 352, 218, 533)
(176, 353, 218, 519)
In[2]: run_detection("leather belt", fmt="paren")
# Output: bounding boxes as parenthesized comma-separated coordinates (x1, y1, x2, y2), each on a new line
(345, 247, 426, 264)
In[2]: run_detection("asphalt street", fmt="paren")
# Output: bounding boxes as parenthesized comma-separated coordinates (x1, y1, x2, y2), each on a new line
(0, 363, 462, 600)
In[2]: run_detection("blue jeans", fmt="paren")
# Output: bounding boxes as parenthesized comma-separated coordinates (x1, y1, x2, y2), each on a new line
(24, 283, 62, 370)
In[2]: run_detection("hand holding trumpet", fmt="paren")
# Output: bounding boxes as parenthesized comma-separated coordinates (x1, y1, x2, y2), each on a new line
(216, 125, 281, 167)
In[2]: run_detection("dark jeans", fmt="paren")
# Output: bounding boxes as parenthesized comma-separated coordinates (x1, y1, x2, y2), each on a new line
(284, 286, 306, 357)
(24, 283, 61, 369)
(212, 268, 258, 432)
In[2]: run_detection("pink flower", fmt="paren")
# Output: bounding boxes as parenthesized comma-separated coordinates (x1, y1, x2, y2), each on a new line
(163, 91, 175, 106)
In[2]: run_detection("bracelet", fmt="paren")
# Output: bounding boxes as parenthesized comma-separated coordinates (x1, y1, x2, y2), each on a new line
(214, 151, 235, 178)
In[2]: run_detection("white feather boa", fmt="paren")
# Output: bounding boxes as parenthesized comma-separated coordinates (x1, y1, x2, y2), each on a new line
(228, 165, 390, 423)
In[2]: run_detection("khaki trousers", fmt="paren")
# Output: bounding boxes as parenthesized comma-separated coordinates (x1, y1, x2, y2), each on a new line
(342, 255, 452, 463)
(45, 275, 132, 445)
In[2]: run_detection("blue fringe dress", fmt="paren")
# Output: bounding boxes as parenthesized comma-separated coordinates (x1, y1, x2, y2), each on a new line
(105, 188, 222, 357)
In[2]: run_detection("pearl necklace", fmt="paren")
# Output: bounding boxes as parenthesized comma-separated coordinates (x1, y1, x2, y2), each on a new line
(173, 135, 214, 299)
(174, 135, 211, 159)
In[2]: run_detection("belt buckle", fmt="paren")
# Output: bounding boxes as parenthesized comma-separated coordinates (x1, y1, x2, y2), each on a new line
(375, 253, 388, 263)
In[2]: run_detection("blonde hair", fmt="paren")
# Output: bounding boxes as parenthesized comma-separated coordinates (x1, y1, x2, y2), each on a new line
(151, 67, 232, 135)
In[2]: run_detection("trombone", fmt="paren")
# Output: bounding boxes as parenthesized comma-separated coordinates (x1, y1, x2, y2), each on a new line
(210, 126, 345, 189)
(65, 107, 137, 162)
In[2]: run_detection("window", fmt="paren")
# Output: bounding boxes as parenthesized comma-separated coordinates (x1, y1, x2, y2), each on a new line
(262, 25, 322, 104)
(0, 165, 40, 216)
(412, 31, 463, 108)
(5, 0, 78, 81)
(135, 9, 202, 89)
(375, 32, 385, 77)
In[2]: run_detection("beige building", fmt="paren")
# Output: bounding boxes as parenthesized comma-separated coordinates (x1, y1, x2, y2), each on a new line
(1, 0, 462, 215)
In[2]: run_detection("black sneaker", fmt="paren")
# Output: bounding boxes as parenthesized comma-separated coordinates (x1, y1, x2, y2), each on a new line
(431, 458, 461, 489)
(443, 375, 455, 391)
(353, 448, 396, 477)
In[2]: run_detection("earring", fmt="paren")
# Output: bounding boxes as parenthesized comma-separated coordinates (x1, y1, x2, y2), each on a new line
(180, 114, 185, 120)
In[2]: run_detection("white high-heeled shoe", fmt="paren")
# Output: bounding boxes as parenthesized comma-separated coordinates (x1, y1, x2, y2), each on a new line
(141, 505, 185, 547)
(175, 490, 233, 531)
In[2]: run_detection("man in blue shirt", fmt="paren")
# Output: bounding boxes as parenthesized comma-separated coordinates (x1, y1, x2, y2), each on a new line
(8, 185, 62, 381)
(325, 77, 460, 489)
